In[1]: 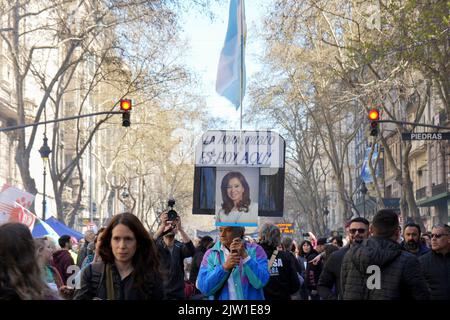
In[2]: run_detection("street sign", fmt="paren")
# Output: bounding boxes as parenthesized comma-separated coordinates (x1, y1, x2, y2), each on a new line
(401, 132, 450, 141)
(276, 223, 295, 234)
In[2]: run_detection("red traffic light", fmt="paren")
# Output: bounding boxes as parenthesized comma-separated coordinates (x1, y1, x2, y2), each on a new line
(368, 109, 380, 121)
(120, 99, 132, 111)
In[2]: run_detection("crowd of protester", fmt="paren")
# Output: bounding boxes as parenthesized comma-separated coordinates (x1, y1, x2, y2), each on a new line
(0, 209, 449, 300)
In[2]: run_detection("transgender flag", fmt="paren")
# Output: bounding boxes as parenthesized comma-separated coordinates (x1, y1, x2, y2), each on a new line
(215, 0, 246, 109)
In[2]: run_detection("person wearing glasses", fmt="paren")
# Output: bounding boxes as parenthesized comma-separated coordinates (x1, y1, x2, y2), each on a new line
(419, 224, 450, 300)
(341, 209, 430, 300)
(317, 217, 370, 300)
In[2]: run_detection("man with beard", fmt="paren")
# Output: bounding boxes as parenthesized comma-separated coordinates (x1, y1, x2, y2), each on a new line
(401, 222, 430, 257)
(317, 217, 370, 300)
(340, 209, 429, 300)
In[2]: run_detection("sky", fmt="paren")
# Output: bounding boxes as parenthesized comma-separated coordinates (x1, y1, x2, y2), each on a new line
(180, 0, 268, 130)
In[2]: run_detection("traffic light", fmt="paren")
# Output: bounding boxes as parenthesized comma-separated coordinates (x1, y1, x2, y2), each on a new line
(120, 99, 132, 111)
(120, 99, 132, 127)
(368, 108, 380, 136)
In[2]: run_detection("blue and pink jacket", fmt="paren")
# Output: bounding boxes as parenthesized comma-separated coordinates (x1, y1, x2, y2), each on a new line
(196, 241, 269, 300)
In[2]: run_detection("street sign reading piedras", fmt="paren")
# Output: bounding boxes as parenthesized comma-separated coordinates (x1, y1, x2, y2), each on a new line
(402, 132, 450, 141)
(195, 130, 285, 168)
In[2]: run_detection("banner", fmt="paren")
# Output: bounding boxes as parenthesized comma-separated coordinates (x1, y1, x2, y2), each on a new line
(196, 130, 284, 168)
(0, 184, 36, 230)
(361, 146, 379, 183)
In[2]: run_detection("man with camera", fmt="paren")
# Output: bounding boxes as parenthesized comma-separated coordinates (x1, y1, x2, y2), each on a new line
(154, 201, 195, 300)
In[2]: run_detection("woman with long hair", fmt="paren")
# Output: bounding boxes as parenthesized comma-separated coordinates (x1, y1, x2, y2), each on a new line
(0, 223, 57, 300)
(73, 212, 164, 300)
(34, 237, 64, 291)
(217, 171, 258, 224)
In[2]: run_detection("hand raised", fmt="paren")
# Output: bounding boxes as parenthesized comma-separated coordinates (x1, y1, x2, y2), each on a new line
(223, 249, 240, 271)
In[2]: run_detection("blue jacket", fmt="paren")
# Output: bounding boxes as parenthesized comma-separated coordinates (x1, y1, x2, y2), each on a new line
(401, 242, 430, 257)
(197, 241, 269, 300)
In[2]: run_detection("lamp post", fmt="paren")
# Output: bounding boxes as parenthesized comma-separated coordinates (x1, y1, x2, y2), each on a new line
(323, 206, 329, 231)
(360, 181, 368, 218)
(121, 187, 129, 212)
(38, 134, 51, 220)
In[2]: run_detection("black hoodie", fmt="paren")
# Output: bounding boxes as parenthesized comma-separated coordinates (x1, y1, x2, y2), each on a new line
(340, 237, 430, 300)
(261, 244, 300, 300)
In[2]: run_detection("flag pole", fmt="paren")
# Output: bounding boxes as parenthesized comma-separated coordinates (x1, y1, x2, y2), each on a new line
(239, 0, 244, 132)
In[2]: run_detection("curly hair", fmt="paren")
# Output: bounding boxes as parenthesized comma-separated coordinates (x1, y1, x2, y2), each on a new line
(98, 212, 163, 298)
(0, 223, 52, 299)
(220, 171, 251, 215)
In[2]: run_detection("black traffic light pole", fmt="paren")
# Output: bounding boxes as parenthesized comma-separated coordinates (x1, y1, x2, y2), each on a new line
(0, 111, 123, 133)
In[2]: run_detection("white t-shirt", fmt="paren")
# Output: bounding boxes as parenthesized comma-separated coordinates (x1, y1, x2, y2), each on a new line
(217, 202, 258, 224)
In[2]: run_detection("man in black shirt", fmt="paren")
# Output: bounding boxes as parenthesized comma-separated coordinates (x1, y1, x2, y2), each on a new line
(317, 217, 369, 300)
(154, 212, 195, 300)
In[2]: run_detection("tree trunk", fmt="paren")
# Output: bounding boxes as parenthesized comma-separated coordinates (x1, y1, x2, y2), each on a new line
(335, 175, 349, 226)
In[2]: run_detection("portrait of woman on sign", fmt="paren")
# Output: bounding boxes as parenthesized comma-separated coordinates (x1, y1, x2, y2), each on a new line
(216, 170, 258, 226)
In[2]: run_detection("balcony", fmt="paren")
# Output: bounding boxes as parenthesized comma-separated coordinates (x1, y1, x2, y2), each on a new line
(416, 186, 427, 200)
(432, 183, 448, 196)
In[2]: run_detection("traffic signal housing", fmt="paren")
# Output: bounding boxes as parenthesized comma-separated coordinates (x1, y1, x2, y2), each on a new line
(120, 99, 132, 127)
(368, 109, 380, 136)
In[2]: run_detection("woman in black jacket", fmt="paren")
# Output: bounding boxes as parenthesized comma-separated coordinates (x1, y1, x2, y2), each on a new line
(258, 223, 300, 300)
(297, 240, 320, 300)
(73, 212, 164, 300)
(189, 236, 214, 285)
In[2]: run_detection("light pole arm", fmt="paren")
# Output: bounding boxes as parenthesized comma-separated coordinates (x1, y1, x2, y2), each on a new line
(378, 119, 450, 130)
(0, 111, 122, 133)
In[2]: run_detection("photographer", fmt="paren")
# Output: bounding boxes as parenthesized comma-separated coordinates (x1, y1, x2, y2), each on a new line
(154, 205, 195, 300)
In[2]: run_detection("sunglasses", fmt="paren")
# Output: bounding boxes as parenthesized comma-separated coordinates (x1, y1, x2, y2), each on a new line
(431, 233, 449, 239)
(349, 228, 367, 234)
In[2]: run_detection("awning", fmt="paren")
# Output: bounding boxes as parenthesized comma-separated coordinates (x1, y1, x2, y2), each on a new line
(383, 198, 400, 209)
(32, 219, 60, 240)
(42, 216, 84, 240)
(417, 192, 450, 207)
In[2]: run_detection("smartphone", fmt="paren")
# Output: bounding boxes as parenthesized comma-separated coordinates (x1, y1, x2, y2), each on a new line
(230, 228, 243, 254)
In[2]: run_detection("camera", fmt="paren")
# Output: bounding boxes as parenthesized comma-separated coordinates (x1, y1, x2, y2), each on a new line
(167, 199, 178, 221)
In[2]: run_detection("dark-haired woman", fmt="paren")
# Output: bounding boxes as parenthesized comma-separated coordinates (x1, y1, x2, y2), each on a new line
(188, 236, 214, 299)
(217, 171, 257, 224)
(297, 240, 320, 300)
(0, 223, 58, 300)
(73, 212, 164, 300)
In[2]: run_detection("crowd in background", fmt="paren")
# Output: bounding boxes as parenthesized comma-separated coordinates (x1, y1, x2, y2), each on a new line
(0, 209, 449, 300)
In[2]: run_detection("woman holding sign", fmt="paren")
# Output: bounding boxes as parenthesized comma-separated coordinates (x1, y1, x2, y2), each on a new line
(217, 171, 258, 225)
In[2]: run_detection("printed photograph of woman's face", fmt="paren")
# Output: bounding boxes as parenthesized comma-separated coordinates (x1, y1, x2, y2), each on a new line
(215, 168, 258, 227)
